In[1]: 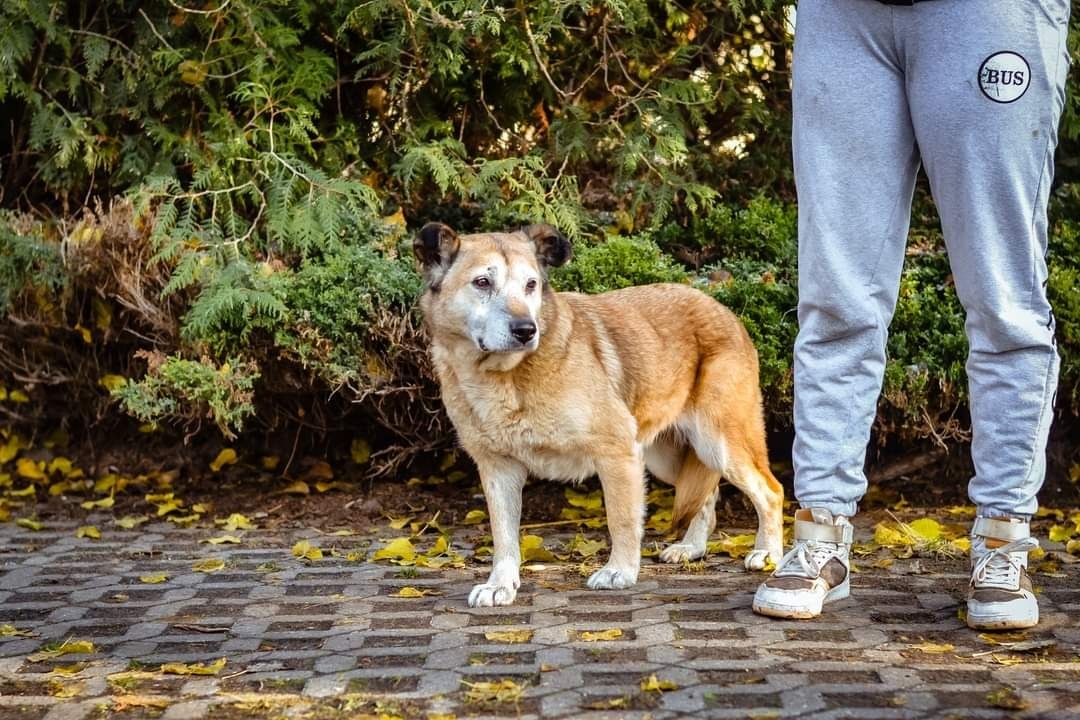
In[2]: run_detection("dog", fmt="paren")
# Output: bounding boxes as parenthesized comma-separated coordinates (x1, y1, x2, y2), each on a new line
(414, 222, 784, 607)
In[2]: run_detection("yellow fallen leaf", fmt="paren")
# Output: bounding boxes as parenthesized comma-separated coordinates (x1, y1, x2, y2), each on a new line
(115, 515, 149, 529)
(16, 458, 45, 480)
(217, 512, 255, 531)
(160, 658, 226, 676)
(520, 534, 557, 562)
(279, 480, 310, 496)
(201, 535, 242, 545)
(1066, 539, 1080, 555)
(291, 540, 323, 561)
(261, 455, 280, 470)
(950, 537, 971, 553)
(8, 389, 29, 403)
(52, 663, 87, 675)
(47, 457, 74, 476)
(192, 558, 225, 573)
(907, 518, 943, 542)
(579, 628, 623, 641)
(80, 497, 114, 510)
(209, 448, 237, 472)
(92, 297, 112, 330)
(75, 525, 101, 540)
(463, 678, 525, 705)
(48, 679, 84, 698)
(1049, 524, 1076, 543)
(911, 641, 955, 654)
(0, 624, 35, 637)
(568, 534, 607, 558)
(16, 518, 44, 531)
(565, 487, 603, 511)
(75, 324, 92, 343)
(9, 485, 35, 497)
(462, 509, 487, 525)
(140, 574, 168, 584)
(707, 533, 757, 559)
(99, 374, 127, 392)
(28, 640, 96, 662)
(873, 523, 914, 547)
(304, 461, 334, 482)
(372, 537, 416, 563)
(387, 515, 413, 530)
(350, 438, 371, 465)
(485, 629, 533, 643)
(111, 695, 170, 711)
(640, 674, 678, 692)
(391, 586, 441, 598)
(167, 513, 200, 527)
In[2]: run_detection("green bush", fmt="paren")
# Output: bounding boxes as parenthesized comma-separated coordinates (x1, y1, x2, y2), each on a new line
(0, 1, 1077, 469)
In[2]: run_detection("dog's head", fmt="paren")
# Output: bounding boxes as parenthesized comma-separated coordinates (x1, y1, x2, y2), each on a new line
(413, 222, 571, 355)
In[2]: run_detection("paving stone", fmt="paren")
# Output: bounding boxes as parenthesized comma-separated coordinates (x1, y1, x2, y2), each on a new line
(0, 517, 1078, 718)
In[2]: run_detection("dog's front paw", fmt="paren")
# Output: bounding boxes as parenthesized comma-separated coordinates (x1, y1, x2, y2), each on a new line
(743, 548, 776, 571)
(468, 582, 517, 607)
(659, 542, 705, 564)
(586, 564, 639, 590)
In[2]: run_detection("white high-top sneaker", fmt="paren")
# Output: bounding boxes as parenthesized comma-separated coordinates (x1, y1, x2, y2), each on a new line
(753, 508, 853, 619)
(967, 516, 1040, 630)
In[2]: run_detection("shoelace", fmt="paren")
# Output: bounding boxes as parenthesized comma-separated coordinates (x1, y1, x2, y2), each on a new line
(774, 539, 842, 579)
(971, 536, 1039, 589)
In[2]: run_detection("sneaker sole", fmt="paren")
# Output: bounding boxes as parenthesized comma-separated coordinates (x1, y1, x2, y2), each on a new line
(966, 612, 1039, 631)
(752, 579, 850, 619)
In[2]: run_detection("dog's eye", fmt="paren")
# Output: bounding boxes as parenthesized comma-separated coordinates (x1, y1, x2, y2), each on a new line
(525, 279, 538, 293)
(472, 276, 491, 289)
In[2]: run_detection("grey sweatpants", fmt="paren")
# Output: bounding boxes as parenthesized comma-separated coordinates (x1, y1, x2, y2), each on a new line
(792, 0, 1071, 519)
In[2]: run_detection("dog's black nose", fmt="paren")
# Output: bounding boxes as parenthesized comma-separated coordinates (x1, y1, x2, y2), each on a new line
(509, 320, 536, 343)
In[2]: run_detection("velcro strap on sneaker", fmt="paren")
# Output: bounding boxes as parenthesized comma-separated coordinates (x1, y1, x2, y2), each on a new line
(794, 519, 853, 544)
(972, 516, 1029, 542)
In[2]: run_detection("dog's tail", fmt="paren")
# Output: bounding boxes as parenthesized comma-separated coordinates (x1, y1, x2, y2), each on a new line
(670, 452, 722, 533)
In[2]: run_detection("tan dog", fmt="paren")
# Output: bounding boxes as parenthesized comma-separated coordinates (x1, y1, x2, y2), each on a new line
(414, 222, 784, 607)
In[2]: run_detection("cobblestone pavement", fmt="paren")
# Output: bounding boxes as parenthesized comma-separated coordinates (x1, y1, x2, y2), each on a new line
(1, 516, 1079, 720)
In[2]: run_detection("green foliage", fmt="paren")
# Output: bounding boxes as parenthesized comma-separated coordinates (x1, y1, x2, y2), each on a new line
(0, 217, 64, 313)
(552, 235, 688, 294)
(115, 355, 259, 439)
(1048, 206, 1080, 412)
(0, 0, 1077, 461)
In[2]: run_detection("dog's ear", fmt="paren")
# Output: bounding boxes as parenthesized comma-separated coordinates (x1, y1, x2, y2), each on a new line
(522, 223, 571, 268)
(414, 222, 460, 287)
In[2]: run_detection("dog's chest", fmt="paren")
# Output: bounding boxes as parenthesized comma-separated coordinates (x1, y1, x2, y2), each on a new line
(446, 377, 596, 479)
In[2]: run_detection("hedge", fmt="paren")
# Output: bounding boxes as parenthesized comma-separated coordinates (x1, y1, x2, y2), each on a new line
(0, 1, 1077, 474)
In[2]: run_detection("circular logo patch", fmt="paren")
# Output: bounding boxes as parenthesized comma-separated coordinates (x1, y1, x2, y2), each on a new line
(978, 52, 1031, 103)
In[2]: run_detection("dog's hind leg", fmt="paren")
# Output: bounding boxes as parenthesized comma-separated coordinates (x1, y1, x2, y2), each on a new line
(587, 448, 645, 591)
(680, 412, 784, 572)
(659, 452, 720, 563)
(723, 446, 784, 571)
(469, 457, 527, 607)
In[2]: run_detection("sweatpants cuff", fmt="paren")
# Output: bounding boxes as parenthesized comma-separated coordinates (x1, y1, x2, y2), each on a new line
(799, 501, 859, 520)
(975, 506, 1032, 522)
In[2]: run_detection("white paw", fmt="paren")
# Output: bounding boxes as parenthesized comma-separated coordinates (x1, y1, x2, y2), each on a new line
(586, 564, 639, 590)
(659, 542, 705, 564)
(468, 581, 518, 607)
(743, 548, 776, 571)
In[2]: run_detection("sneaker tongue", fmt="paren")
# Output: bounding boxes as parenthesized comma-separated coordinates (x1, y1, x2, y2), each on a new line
(808, 508, 835, 526)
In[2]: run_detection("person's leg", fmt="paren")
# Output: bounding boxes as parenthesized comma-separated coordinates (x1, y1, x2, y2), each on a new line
(905, 0, 1070, 629)
(754, 0, 919, 619)
(790, 0, 920, 518)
